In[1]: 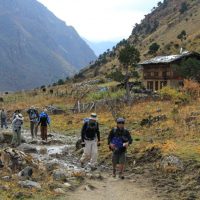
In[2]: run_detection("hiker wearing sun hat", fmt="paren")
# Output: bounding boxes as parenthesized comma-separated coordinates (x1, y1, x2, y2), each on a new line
(80, 113, 100, 169)
(108, 117, 132, 179)
(11, 113, 24, 147)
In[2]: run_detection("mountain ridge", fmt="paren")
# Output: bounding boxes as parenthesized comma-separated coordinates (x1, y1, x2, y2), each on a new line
(0, 0, 96, 91)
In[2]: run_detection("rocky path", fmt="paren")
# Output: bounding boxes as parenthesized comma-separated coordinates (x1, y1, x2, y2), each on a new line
(66, 173, 161, 200)
(0, 129, 162, 200)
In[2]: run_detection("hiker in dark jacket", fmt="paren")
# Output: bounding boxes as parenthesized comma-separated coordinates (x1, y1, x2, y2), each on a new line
(37, 109, 50, 141)
(0, 108, 8, 129)
(108, 118, 132, 179)
(80, 113, 100, 169)
(27, 106, 39, 139)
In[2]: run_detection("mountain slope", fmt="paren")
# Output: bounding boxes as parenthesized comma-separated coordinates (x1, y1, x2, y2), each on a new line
(0, 0, 96, 91)
(78, 0, 200, 79)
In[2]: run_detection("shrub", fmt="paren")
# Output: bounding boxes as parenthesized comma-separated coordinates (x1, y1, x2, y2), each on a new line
(87, 89, 125, 101)
(159, 86, 189, 102)
(57, 79, 65, 85)
(149, 42, 160, 54)
(182, 79, 200, 99)
(179, 2, 188, 14)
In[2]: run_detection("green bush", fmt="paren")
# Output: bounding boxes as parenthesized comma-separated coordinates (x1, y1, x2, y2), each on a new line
(87, 89, 125, 101)
(159, 86, 189, 102)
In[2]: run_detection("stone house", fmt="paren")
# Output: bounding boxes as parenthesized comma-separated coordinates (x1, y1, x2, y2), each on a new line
(139, 51, 200, 91)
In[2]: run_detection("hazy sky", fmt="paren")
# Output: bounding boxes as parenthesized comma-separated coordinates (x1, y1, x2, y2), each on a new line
(37, 0, 161, 42)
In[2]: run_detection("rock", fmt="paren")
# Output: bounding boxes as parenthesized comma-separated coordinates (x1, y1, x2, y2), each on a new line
(18, 180, 41, 189)
(0, 134, 5, 142)
(17, 144, 38, 154)
(1, 176, 11, 181)
(84, 184, 96, 191)
(54, 188, 65, 194)
(52, 170, 67, 181)
(61, 146, 69, 156)
(160, 155, 184, 172)
(47, 105, 65, 115)
(47, 139, 65, 145)
(39, 147, 47, 155)
(63, 182, 71, 188)
(45, 161, 59, 172)
(28, 140, 38, 145)
(1, 130, 13, 143)
(18, 166, 33, 178)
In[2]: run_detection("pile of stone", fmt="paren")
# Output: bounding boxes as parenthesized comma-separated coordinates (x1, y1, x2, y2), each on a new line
(140, 114, 167, 126)
(46, 105, 65, 115)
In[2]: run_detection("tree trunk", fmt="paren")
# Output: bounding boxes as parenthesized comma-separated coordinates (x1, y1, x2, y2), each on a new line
(125, 66, 130, 104)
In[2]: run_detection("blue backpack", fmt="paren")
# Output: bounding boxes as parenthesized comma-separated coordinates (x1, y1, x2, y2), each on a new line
(111, 137, 123, 149)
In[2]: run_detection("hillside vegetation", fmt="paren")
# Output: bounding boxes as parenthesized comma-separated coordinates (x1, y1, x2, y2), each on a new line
(78, 0, 200, 79)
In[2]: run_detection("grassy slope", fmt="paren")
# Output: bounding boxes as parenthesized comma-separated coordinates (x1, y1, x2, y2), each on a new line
(1, 83, 200, 199)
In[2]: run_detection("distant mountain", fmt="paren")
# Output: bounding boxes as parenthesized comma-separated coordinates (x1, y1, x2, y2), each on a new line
(85, 40, 117, 56)
(0, 0, 96, 91)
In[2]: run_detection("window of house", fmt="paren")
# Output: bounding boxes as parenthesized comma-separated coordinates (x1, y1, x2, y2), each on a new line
(147, 81, 154, 91)
(162, 71, 167, 77)
(154, 72, 159, 77)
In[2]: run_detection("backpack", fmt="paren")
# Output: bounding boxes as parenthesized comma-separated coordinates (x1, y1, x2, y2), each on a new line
(111, 137, 123, 149)
(40, 113, 48, 123)
(111, 128, 128, 149)
(29, 110, 37, 120)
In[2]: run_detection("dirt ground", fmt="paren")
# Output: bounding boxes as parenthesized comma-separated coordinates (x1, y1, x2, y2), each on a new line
(66, 173, 161, 200)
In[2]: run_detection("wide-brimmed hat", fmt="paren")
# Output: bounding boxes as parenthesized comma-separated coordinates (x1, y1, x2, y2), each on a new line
(90, 113, 98, 120)
(17, 114, 24, 120)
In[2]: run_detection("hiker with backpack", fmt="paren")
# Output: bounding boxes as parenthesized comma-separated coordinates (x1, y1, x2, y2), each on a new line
(80, 113, 100, 169)
(0, 108, 8, 129)
(27, 106, 39, 139)
(108, 118, 132, 179)
(37, 109, 50, 141)
(11, 113, 24, 147)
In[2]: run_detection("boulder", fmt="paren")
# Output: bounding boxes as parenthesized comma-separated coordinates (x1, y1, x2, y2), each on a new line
(47, 106, 65, 115)
(54, 188, 65, 194)
(17, 144, 38, 154)
(52, 170, 67, 181)
(160, 155, 184, 172)
(39, 147, 47, 155)
(18, 180, 41, 189)
(18, 166, 33, 178)
(45, 161, 59, 172)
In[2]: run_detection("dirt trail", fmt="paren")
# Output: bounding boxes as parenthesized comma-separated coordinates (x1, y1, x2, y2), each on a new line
(66, 173, 161, 200)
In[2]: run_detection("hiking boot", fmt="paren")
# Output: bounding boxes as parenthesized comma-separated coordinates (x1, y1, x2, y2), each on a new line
(80, 162, 84, 168)
(112, 169, 116, 177)
(119, 172, 124, 179)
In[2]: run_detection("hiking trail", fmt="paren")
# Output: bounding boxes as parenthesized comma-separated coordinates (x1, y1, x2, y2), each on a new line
(66, 172, 161, 200)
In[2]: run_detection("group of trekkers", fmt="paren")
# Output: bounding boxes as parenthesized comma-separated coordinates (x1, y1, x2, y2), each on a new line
(80, 113, 132, 179)
(0, 107, 50, 146)
(1, 107, 132, 179)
